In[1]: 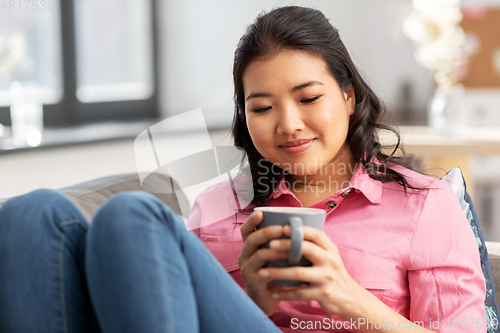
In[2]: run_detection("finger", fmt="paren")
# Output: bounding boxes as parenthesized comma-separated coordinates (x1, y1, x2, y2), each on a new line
(300, 241, 337, 266)
(271, 285, 318, 301)
(240, 211, 263, 242)
(244, 248, 289, 275)
(242, 261, 291, 292)
(238, 225, 284, 267)
(268, 238, 329, 266)
(283, 225, 337, 252)
(263, 266, 327, 285)
(270, 284, 288, 293)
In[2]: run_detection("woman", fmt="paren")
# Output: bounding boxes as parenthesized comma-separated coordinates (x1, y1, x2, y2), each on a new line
(188, 5, 486, 332)
(0, 5, 486, 333)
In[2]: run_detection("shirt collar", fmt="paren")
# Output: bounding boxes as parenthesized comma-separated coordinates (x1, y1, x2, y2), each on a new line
(269, 162, 383, 204)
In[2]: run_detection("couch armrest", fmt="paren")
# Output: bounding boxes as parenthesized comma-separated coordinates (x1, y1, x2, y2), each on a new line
(60, 173, 183, 220)
(0, 173, 183, 221)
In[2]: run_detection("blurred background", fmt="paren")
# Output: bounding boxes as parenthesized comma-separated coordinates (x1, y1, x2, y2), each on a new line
(0, 0, 500, 238)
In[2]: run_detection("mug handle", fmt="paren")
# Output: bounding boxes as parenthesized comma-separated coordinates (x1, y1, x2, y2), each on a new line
(287, 217, 304, 265)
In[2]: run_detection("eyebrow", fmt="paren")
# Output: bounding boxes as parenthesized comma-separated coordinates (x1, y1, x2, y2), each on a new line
(245, 80, 324, 102)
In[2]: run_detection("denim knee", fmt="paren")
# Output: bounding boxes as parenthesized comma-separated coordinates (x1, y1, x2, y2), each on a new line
(2, 188, 67, 213)
(89, 191, 181, 247)
(87, 191, 185, 266)
(0, 188, 86, 235)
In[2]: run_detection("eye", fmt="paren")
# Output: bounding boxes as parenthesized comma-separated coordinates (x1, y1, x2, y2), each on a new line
(301, 96, 321, 104)
(252, 106, 272, 114)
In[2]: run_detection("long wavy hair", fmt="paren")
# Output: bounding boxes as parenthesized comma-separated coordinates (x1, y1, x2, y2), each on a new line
(231, 6, 422, 208)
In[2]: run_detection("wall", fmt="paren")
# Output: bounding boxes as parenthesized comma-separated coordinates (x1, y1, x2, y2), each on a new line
(3, 0, 433, 198)
(154, 0, 500, 239)
(0, 129, 232, 199)
(157, 0, 432, 127)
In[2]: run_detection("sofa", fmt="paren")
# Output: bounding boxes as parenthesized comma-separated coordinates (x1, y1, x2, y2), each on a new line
(2, 172, 500, 307)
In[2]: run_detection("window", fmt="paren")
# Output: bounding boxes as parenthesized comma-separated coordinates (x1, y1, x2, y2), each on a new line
(0, 0, 159, 127)
(0, 0, 62, 106)
(74, 0, 154, 103)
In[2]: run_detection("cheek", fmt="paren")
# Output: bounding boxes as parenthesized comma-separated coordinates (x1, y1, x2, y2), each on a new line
(246, 116, 272, 149)
(311, 105, 351, 144)
(317, 100, 352, 127)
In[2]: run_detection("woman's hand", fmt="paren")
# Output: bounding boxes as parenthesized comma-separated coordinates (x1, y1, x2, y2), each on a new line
(238, 211, 289, 316)
(261, 225, 365, 317)
(256, 226, 437, 332)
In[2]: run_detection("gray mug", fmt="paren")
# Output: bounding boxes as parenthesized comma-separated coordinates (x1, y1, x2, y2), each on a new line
(254, 206, 326, 286)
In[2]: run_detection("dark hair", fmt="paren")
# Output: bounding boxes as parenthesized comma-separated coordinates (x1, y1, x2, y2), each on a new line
(231, 6, 423, 208)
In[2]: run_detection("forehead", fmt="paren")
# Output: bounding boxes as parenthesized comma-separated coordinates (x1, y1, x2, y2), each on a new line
(242, 50, 331, 90)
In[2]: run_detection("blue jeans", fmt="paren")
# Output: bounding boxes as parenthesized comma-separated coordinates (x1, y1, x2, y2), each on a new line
(0, 189, 281, 333)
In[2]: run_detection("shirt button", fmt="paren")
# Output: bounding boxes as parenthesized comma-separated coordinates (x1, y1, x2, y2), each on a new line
(341, 189, 351, 197)
(326, 200, 337, 209)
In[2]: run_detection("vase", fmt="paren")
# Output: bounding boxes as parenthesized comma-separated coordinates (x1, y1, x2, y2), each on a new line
(428, 83, 467, 138)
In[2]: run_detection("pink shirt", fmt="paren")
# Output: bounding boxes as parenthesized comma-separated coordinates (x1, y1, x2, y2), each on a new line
(187, 163, 486, 332)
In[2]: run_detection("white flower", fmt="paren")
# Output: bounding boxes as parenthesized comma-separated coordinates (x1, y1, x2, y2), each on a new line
(403, 0, 469, 89)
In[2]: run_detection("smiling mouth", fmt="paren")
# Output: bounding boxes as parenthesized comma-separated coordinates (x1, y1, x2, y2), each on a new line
(278, 139, 316, 154)
(279, 139, 315, 147)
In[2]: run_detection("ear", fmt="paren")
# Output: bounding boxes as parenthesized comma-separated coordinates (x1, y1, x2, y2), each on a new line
(343, 85, 356, 116)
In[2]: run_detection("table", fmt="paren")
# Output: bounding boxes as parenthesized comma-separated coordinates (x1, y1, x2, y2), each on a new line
(378, 126, 500, 199)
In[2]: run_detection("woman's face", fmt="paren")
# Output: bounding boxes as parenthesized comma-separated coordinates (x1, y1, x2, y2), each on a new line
(243, 49, 356, 177)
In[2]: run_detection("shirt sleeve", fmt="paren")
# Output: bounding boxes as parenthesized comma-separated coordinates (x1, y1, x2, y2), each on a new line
(407, 181, 486, 332)
(185, 179, 244, 239)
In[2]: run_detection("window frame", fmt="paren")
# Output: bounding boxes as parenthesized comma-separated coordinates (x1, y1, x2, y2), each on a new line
(0, 0, 160, 127)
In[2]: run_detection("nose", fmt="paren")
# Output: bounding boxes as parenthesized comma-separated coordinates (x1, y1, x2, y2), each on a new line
(276, 103, 305, 135)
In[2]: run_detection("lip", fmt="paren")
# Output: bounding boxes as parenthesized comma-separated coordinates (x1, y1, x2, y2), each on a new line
(278, 138, 315, 154)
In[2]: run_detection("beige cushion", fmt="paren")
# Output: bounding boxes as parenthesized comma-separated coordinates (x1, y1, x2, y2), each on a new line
(0, 173, 183, 221)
